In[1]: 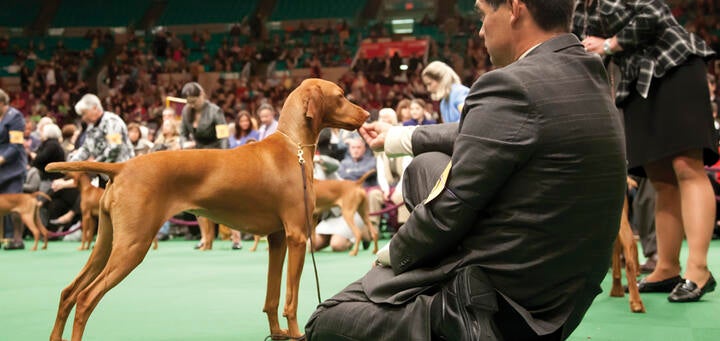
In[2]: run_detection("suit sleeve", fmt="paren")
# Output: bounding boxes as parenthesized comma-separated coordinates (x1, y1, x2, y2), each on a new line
(0, 111, 25, 162)
(410, 123, 459, 156)
(390, 70, 539, 274)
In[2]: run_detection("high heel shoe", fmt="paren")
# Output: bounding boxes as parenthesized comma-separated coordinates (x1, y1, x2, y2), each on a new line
(668, 273, 716, 303)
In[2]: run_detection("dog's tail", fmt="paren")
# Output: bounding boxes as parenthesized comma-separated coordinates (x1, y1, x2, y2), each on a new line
(32, 191, 52, 202)
(355, 170, 376, 185)
(46, 161, 123, 178)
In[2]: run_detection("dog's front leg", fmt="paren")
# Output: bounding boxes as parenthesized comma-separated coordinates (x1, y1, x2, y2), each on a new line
(283, 228, 307, 339)
(264, 232, 288, 338)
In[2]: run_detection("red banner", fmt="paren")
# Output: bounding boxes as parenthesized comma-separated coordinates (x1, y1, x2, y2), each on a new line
(358, 39, 429, 59)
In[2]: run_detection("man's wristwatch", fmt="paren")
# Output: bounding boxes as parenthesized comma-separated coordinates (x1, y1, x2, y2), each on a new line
(603, 39, 614, 56)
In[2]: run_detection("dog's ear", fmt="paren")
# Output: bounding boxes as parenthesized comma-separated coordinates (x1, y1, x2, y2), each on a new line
(305, 84, 322, 120)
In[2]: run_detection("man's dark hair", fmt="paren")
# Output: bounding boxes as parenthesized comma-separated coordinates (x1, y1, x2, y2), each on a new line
(180, 82, 204, 98)
(484, 0, 573, 32)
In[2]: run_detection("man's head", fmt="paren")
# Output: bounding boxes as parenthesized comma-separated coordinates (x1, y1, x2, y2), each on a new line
(257, 103, 276, 126)
(74, 94, 104, 124)
(347, 138, 366, 161)
(476, 0, 573, 67)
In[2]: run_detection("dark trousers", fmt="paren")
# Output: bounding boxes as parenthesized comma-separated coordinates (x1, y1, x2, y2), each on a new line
(631, 178, 657, 258)
(1, 178, 23, 238)
(305, 152, 561, 340)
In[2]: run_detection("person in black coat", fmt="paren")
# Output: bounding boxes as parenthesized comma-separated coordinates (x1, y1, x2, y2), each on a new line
(305, 1, 626, 340)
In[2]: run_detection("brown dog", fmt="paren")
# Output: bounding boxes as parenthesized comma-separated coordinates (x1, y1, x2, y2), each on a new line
(0, 191, 51, 251)
(67, 172, 159, 251)
(609, 195, 645, 313)
(67, 172, 103, 251)
(45, 79, 368, 341)
(312, 170, 379, 256)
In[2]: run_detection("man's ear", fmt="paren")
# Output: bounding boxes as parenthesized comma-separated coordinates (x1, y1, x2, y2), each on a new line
(509, 0, 523, 25)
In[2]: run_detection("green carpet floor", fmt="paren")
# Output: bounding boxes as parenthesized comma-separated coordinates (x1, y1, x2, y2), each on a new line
(1, 239, 718, 340)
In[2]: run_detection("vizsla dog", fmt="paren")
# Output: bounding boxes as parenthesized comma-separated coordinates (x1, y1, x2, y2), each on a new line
(0, 191, 51, 251)
(45, 79, 368, 341)
(67, 172, 159, 251)
(312, 170, 379, 256)
(610, 195, 646, 313)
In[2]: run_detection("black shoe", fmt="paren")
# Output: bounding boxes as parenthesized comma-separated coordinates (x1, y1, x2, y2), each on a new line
(231, 242, 242, 250)
(668, 273, 716, 303)
(635, 275, 684, 293)
(430, 266, 501, 340)
(193, 242, 204, 250)
(3, 241, 25, 250)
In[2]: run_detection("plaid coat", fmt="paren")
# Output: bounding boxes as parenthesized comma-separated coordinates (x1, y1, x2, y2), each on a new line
(573, 0, 715, 105)
(70, 112, 134, 162)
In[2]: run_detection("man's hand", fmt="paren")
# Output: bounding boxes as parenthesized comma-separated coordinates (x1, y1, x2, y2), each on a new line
(627, 176, 638, 191)
(0, 156, 5, 166)
(359, 122, 392, 152)
(373, 241, 391, 268)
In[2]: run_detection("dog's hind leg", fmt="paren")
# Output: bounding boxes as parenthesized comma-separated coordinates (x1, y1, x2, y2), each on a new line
(34, 203, 49, 250)
(264, 231, 289, 339)
(19, 212, 41, 251)
(341, 208, 362, 256)
(69, 210, 163, 341)
(50, 209, 113, 341)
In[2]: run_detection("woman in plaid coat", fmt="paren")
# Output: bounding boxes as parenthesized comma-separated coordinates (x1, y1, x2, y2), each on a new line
(573, 0, 717, 303)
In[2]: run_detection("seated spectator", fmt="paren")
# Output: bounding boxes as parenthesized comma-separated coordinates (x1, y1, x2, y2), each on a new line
(127, 123, 154, 156)
(317, 128, 359, 161)
(60, 124, 77, 157)
(257, 104, 278, 140)
(395, 99, 412, 123)
(337, 137, 377, 187)
(402, 99, 436, 126)
(23, 155, 41, 194)
(367, 109, 412, 230)
(229, 110, 260, 148)
(151, 119, 181, 152)
(313, 137, 377, 253)
(31, 123, 66, 194)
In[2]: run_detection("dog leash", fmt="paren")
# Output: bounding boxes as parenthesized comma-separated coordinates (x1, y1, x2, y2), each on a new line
(277, 130, 322, 305)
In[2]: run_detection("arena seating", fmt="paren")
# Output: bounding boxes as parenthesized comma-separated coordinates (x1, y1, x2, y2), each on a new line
(0, 0, 42, 28)
(51, 0, 150, 28)
(158, 0, 259, 26)
(270, 0, 368, 21)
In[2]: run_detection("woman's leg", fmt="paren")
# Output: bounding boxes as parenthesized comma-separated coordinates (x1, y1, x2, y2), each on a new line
(644, 157, 684, 282)
(671, 149, 714, 286)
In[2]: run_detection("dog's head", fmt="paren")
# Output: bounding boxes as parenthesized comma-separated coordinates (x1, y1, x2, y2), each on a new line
(290, 79, 369, 133)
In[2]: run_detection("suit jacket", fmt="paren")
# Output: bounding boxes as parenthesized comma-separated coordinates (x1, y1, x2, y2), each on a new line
(0, 106, 27, 188)
(362, 34, 627, 338)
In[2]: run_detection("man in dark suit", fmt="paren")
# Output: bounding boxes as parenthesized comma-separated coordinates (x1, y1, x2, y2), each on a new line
(305, 0, 627, 340)
(0, 88, 28, 250)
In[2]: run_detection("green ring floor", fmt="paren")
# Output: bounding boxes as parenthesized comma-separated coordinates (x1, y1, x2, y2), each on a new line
(1, 239, 718, 340)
